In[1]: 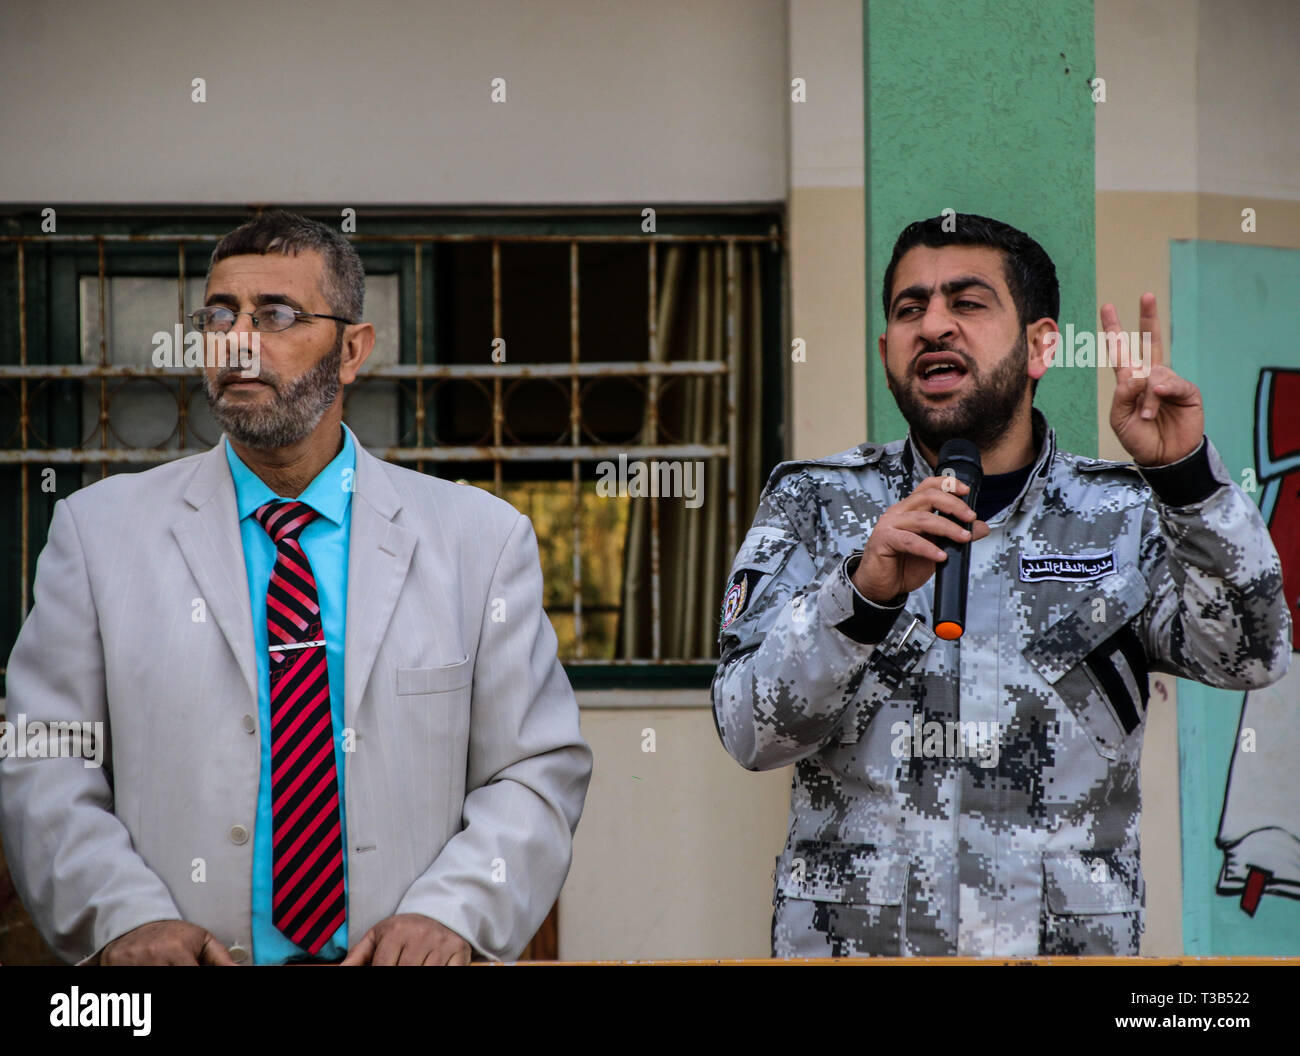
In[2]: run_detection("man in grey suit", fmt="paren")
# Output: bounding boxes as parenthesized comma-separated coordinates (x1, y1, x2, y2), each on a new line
(0, 211, 593, 965)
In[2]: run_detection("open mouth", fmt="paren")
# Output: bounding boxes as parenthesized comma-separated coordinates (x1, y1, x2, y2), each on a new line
(914, 352, 969, 393)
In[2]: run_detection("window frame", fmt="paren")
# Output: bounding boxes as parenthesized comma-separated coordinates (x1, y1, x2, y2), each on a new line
(0, 206, 787, 694)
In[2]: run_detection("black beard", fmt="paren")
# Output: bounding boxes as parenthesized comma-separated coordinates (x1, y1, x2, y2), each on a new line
(886, 332, 1030, 454)
(203, 329, 343, 450)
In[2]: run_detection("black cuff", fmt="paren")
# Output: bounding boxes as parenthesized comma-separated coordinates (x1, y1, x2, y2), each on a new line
(835, 554, 906, 644)
(1139, 437, 1222, 507)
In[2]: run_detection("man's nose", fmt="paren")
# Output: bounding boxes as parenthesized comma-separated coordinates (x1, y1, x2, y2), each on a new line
(230, 309, 256, 336)
(918, 301, 955, 343)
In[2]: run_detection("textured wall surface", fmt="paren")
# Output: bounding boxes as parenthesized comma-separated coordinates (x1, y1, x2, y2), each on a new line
(0, 0, 788, 203)
(863, 0, 1098, 457)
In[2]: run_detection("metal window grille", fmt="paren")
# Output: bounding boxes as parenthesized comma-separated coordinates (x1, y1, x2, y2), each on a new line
(0, 215, 783, 685)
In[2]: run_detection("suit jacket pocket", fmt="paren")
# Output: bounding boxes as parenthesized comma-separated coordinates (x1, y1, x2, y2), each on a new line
(396, 657, 471, 695)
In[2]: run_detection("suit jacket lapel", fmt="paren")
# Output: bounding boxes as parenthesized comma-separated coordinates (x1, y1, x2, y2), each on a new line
(169, 426, 417, 724)
(344, 425, 416, 728)
(172, 439, 258, 708)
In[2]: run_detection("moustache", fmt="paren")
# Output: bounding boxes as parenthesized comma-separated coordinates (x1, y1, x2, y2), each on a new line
(911, 344, 975, 373)
(217, 371, 276, 390)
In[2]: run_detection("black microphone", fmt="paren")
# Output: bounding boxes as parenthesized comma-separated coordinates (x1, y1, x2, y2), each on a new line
(931, 438, 983, 641)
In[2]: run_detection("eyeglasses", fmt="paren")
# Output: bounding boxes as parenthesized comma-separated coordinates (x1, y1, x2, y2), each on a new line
(189, 304, 354, 333)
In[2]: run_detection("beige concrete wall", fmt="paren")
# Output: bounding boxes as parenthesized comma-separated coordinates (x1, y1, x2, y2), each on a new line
(789, 186, 868, 458)
(558, 698, 792, 959)
(788, 0, 867, 460)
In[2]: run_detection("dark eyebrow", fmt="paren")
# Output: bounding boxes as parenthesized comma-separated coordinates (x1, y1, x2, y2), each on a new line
(252, 292, 307, 311)
(203, 292, 307, 311)
(941, 276, 1002, 304)
(890, 275, 1004, 315)
(889, 284, 931, 315)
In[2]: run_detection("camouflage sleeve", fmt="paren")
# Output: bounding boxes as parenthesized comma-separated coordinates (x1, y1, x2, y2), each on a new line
(711, 470, 936, 771)
(1137, 438, 1292, 688)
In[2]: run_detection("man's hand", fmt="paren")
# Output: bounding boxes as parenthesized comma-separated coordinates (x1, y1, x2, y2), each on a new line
(1103, 293, 1205, 466)
(99, 920, 237, 965)
(852, 476, 990, 604)
(339, 913, 472, 965)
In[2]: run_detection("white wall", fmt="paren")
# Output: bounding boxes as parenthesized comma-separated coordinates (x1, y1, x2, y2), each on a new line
(1094, 0, 1200, 193)
(1095, 0, 1300, 200)
(1196, 0, 1300, 199)
(788, 0, 864, 189)
(0, 0, 788, 204)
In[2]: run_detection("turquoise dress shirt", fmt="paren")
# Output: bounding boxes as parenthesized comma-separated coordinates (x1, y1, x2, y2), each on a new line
(224, 426, 353, 964)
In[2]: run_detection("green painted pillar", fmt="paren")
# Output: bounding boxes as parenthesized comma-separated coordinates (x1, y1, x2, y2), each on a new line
(863, 0, 1098, 456)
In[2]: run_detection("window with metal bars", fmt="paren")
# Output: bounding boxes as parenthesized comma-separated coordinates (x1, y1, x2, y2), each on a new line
(0, 207, 785, 695)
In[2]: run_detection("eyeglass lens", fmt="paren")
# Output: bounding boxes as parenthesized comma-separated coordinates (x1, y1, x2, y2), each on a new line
(194, 305, 298, 332)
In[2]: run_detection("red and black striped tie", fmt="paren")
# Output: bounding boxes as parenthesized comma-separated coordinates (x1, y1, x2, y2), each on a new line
(254, 499, 346, 954)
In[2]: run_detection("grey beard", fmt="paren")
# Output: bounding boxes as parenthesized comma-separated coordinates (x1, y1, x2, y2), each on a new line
(886, 332, 1030, 453)
(204, 335, 343, 450)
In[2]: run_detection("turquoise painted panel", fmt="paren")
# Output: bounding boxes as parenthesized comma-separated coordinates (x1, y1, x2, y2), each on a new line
(1172, 239, 1300, 954)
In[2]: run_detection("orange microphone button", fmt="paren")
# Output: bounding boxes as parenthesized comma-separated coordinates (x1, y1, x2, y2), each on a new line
(934, 621, 964, 640)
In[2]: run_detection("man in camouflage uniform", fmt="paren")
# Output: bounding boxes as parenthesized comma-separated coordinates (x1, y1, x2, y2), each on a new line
(712, 214, 1292, 957)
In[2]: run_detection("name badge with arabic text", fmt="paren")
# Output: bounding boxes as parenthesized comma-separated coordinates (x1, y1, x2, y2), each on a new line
(1019, 551, 1117, 583)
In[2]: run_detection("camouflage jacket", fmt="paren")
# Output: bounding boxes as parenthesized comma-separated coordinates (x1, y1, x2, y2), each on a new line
(712, 409, 1291, 957)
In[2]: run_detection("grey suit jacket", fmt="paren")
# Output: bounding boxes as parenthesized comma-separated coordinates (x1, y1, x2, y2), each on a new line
(0, 424, 593, 963)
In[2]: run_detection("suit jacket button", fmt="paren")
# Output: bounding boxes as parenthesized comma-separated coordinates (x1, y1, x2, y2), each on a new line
(229, 825, 249, 845)
(229, 944, 248, 963)
(242, 714, 255, 733)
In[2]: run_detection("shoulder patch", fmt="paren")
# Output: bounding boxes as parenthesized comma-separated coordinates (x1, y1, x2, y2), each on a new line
(720, 568, 768, 630)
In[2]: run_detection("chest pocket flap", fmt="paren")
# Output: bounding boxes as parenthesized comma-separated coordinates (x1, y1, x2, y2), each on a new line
(1022, 565, 1152, 760)
(1022, 565, 1150, 683)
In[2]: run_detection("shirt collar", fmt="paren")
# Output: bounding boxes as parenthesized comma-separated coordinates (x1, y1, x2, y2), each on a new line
(223, 424, 356, 526)
(901, 407, 1056, 522)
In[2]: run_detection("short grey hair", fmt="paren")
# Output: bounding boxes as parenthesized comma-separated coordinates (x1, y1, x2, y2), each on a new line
(208, 210, 364, 323)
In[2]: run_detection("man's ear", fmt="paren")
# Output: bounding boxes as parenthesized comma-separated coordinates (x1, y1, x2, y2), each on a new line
(878, 332, 888, 369)
(339, 323, 376, 385)
(1027, 318, 1057, 381)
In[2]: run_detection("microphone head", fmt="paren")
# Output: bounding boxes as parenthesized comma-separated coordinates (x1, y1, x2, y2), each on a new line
(936, 438, 981, 469)
(936, 439, 983, 489)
